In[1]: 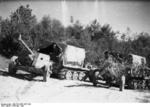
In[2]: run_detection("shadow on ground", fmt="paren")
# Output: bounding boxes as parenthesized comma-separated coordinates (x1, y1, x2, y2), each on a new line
(65, 82, 111, 89)
(135, 89, 150, 103)
(0, 70, 43, 82)
(64, 81, 125, 92)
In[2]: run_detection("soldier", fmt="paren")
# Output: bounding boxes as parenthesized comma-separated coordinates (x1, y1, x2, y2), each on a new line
(96, 53, 115, 86)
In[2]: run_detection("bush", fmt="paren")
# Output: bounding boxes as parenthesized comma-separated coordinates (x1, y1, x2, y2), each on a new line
(0, 5, 150, 66)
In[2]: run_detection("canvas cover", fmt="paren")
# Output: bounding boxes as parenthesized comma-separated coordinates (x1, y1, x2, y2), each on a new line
(129, 54, 146, 66)
(62, 45, 86, 69)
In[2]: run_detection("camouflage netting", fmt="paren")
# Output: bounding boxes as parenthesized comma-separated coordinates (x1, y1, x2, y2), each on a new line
(101, 51, 150, 89)
(102, 51, 127, 79)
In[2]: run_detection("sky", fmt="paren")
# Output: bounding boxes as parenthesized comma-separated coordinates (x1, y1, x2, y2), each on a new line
(0, 0, 150, 34)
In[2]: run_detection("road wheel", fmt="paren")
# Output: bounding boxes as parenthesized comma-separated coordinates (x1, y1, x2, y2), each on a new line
(93, 70, 100, 87)
(78, 72, 86, 81)
(8, 62, 17, 74)
(72, 71, 79, 80)
(65, 70, 73, 80)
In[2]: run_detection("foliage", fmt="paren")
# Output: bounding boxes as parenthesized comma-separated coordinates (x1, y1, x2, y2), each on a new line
(0, 5, 150, 66)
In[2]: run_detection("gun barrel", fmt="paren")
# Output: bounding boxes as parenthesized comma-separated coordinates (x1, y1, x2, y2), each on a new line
(18, 34, 34, 56)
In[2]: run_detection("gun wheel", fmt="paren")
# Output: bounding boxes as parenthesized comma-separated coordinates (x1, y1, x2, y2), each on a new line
(46, 70, 51, 78)
(8, 62, 17, 74)
(93, 70, 100, 87)
(42, 65, 51, 82)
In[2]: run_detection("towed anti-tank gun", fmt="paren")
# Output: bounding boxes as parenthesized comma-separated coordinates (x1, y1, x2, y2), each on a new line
(8, 34, 53, 82)
(92, 51, 150, 90)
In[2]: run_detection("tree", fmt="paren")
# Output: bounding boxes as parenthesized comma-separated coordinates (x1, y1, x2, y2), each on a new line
(87, 19, 101, 41)
(1, 4, 150, 67)
(0, 16, 2, 34)
(10, 5, 37, 47)
(65, 20, 83, 47)
(131, 33, 150, 56)
(0, 5, 37, 57)
(30, 16, 65, 49)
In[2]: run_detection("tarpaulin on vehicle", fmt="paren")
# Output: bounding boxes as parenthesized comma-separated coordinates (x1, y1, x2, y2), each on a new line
(62, 45, 86, 69)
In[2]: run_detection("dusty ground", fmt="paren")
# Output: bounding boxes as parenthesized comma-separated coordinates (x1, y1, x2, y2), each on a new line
(0, 55, 150, 103)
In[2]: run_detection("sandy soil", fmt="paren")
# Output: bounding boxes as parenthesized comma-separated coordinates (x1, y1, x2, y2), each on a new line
(0, 56, 150, 103)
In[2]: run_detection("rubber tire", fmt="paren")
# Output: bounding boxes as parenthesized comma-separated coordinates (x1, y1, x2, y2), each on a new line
(89, 70, 94, 82)
(8, 62, 17, 74)
(42, 66, 52, 82)
(43, 66, 47, 82)
(93, 70, 100, 87)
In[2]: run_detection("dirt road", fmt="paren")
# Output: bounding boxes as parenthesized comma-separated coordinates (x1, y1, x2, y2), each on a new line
(0, 72, 150, 103)
(0, 56, 150, 103)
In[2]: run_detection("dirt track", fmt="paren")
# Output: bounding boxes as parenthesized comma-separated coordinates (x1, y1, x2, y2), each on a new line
(0, 56, 150, 103)
(0, 72, 150, 103)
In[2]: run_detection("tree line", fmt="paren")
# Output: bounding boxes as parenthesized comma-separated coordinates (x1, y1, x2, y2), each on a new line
(0, 5, 150, 66)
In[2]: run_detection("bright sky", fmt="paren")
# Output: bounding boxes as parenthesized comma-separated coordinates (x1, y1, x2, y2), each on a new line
(0, 0, 150, 33)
